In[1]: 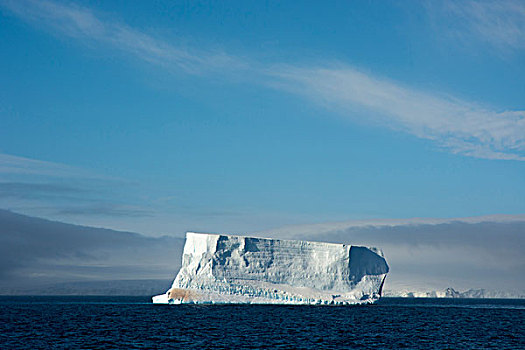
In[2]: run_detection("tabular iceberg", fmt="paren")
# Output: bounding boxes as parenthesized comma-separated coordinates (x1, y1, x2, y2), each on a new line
(152, 232, 389, 305)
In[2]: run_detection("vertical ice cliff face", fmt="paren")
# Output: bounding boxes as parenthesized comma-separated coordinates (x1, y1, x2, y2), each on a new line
(153, 232, 389, 305)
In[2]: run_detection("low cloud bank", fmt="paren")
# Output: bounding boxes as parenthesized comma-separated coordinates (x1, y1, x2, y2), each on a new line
(261, 216, 525, 293)
(1, 209, 523, 296)
(0, 209, 183, 294)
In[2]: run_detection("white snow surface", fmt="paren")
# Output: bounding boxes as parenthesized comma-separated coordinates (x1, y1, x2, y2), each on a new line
(383, 288, 525, 299)
(153, 232, 389, 305)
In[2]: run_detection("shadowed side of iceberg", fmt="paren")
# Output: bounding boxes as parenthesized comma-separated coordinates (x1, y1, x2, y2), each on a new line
(349, 246, 389, 284)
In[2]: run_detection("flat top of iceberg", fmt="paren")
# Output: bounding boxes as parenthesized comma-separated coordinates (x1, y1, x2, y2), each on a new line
(185, 231, 384, 255)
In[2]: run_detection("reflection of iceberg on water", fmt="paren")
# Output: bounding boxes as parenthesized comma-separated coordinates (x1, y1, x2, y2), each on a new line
(153, 232, 389, 305)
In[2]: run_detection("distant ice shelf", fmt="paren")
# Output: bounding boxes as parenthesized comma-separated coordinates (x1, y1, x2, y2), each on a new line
(384, 288, 525, 299)
(153, 232, 389, 305)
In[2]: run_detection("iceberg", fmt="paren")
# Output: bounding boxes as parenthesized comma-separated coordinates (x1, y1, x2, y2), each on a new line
(152, 232, 389, 305)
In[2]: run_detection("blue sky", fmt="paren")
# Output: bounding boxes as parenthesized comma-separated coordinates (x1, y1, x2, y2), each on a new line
(0, 0, 524, 236)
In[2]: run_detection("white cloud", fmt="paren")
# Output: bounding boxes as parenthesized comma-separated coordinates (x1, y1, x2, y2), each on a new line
(270, 66, 525, 160)
(434, 0, 525, 52)
(0, 0, 246, 74)
(259, 213, 525, 239)
(0, 153, 83, 177)
(2, 0, 524, 161)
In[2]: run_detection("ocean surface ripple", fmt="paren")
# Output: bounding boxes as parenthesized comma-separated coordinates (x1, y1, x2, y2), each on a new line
(0, 296, 523, 349)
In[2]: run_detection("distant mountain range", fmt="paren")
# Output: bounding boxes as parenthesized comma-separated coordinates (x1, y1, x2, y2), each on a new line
(384, 287, 525, 299)
(0, 279, 172, 296)
(0, 209, 183, 295)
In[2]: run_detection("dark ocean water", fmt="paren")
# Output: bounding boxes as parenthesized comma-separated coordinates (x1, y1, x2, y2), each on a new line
(0, 296, 523, 349)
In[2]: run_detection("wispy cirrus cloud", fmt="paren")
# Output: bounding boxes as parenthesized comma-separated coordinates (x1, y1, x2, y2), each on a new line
(271, 66, 525, 160)
(56, 204, 153, 217)
(0, 0, 246, 75)
(0, 153, 84, 177)
(0, 152, 151, 218)
(429, 0, 525, 53)
(0, 181, 85, 200)
(2, 0, 524, 161)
